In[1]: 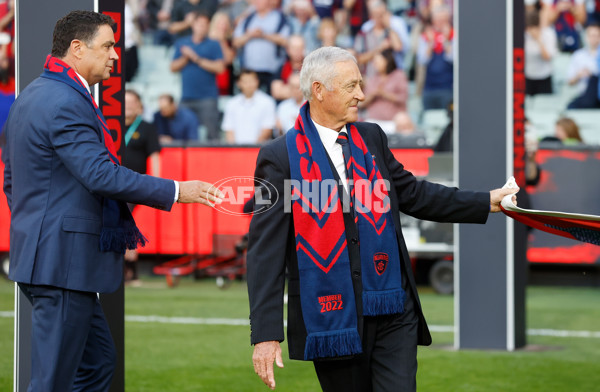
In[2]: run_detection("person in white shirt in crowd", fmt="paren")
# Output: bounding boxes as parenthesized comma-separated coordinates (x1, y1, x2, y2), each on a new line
(566, 22, 600, 95)
(525, 8, 557, 96)
(222, 69, 277, 144)
(276, 73, 304, 135)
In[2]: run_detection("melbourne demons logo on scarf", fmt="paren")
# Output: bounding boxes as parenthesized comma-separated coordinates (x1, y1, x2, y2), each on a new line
(286, 102, 405, 360)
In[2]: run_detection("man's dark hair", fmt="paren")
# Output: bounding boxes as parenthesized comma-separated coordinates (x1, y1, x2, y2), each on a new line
(380, 49, 397, 75)
(237, 68, 258, 81)
(125, 89, 142, 103)
(525, 9, 540, 28)
(587, 21, 600, 30)
(159, 94, 175, 104)
(51, 10, 115, 58)
(190, 10, 211, 22)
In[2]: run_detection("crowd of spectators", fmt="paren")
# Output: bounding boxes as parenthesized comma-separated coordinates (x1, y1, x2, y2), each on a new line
(0, 0, 598, 145)
(524, 0, 600, 109)
(128, 0, 461, 145)
(124, 0, 598, 146)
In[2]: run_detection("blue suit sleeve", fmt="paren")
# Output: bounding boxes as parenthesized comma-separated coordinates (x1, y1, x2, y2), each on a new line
(49, 99, 175, 210)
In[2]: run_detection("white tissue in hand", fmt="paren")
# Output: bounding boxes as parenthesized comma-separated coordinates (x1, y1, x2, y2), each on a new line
(500, 176, 518, 209)
(502, 176, 518, 190)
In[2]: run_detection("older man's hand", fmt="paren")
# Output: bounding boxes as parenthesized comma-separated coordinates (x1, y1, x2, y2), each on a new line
(253, 341, 284, 390)
(489, 187, 519, 213)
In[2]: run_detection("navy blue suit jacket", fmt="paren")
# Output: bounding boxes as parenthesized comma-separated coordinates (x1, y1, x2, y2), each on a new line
(2, 76, 175, 293)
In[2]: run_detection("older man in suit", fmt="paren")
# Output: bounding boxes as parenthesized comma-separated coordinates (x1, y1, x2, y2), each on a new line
(1, 11, 221, 392)
(247, 46, 518, 392)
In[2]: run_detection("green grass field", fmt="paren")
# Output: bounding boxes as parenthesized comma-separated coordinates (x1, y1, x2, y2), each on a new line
(1, 277, 599, 391)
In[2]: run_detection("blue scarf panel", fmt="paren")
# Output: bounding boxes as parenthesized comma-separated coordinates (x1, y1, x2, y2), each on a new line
(346, 124, 405, 316)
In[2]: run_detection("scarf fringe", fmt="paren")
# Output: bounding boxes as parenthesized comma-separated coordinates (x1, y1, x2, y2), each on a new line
(304, 328, 362, 360)
(100, 227, 148, 254)
(545, 224, 600, 246)
(362, 288, 406, 316)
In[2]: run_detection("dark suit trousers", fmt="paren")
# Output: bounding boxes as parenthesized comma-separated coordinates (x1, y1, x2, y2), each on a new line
(19, 283, 116, 392)
(313, 288, 419, 392)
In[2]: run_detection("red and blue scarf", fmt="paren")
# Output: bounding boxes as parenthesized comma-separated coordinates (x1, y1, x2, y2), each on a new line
(41, 55, 146, 253)
(286, 102, 405, 360)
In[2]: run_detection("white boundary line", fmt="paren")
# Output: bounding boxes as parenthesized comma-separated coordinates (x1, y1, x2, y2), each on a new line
(12, 286, 17, 392)
(3, 312, 600, 339)
(125, 315, 250, 326)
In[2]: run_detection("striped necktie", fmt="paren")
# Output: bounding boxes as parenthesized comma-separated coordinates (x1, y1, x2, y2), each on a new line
(336, 131, 355, 216)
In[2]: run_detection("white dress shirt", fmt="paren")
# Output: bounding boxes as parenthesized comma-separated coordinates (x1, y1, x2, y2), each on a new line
(566, 47, 599, 94)
(313, 121, 349, 193)
(222, 90, 277, 144)
(75, 71, 179, 202)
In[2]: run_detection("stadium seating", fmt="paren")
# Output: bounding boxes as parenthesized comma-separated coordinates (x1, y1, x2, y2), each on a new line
(127, 44, 180, 121)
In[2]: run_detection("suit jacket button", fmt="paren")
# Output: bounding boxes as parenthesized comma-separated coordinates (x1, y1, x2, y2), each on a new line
(351, 238, 359, 244)
(353, 271, 360, 278)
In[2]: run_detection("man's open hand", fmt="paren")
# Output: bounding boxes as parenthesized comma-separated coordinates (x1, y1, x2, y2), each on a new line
(177, 181, 224, 206)
(253, 341, 284, 390)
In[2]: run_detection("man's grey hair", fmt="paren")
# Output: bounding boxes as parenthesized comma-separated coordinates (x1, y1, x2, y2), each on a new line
(299, 46, 357, 101)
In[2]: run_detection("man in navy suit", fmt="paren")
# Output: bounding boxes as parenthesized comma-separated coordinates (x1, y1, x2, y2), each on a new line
(1, 11, 222, 391)
(247, 47, 518, 391)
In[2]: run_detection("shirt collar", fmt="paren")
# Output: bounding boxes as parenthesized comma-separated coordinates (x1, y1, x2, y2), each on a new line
(313, 121, 347, 150)
(242, 89, 264, 102)
(75, 71, 91, 93)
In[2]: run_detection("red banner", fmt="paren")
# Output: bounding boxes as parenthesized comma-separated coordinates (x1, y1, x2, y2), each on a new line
(99, 1, 124, 161)
(513, 1, 526, 186)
